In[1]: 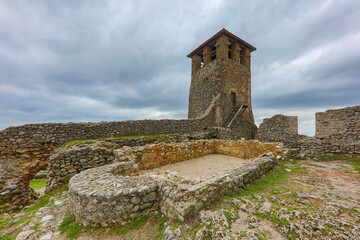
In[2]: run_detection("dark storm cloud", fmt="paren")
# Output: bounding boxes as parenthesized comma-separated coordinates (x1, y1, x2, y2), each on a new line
(0, 0, 359, 135)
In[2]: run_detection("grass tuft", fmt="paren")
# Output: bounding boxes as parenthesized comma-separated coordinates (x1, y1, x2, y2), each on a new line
(115, 214, 149, 235)
(30, 178, 46, 190)
(59, 133, 172, 148)
(59, 215, 81, 239)
(24, 194, 51, 214)
(236, 164, 308, 198)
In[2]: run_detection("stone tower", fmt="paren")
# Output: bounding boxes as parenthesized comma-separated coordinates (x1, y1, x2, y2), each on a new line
(187, 28, 256, 128)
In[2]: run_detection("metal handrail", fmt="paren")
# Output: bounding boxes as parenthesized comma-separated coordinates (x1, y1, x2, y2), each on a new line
(227, 104, 244, 128)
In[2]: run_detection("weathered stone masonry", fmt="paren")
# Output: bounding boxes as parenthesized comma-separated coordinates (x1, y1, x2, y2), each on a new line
(256, 106, 360, 157)
(188, 28, 256, 127)
(0, 100, 258, 209)
(45, 133, 213, 193)
(0, 114, 215, 209)
(68, 139, 284, 226)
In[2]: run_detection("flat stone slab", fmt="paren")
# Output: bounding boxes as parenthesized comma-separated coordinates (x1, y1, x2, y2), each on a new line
(15, 230, 35, 240)
(39, 232, 53, 240)
(41, 215, 54, 222)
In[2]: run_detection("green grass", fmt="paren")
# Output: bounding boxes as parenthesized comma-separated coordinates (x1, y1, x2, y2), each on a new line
(334, 205, 360, 215)
(31, 222, 41, 231)
(59, 133, 172, 148)
(0, 217, 12, 229)
(30, 178, 46, 190)
(59, 215, 81, 239)
(115, 214, 149, 235)
(24, 194, 51, 214)
(254, 211, 289, 227)
(343, 157, 360, 174)
(223, 210, 233, 223)
(236, 164, 307, 198)
(0, 233, 17, 240)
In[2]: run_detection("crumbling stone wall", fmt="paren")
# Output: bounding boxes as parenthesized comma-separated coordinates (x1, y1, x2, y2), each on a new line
(115, 139, 282, 171)
(45, 132, 215, 193)
(316, 106, 359, 140)
(0, 112, 217, 209)
(68, 140, 283, 226)
(46, 147, 115, 192)
(256, 115, 298, 144)
(256, 106, 360, 158)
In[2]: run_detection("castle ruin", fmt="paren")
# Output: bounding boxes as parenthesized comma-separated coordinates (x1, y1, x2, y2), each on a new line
(0, 29, 359, 216)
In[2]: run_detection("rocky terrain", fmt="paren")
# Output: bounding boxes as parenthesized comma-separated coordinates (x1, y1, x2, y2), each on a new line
(0, 155, 359, 240)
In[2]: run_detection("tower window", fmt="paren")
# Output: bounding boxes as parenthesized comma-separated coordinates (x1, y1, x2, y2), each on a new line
(211, 46, 216, 61)
(231, 92, 236, 105)
(228, 44, 232, 59)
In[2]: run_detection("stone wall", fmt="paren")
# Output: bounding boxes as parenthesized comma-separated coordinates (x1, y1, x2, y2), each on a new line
(46, 147, 115, 193)
(44, 132, 215, 193)
(256, 115, 298, 144)
(115, 139, 282, 171)
(0, 110, 216, 209)
(256, 106, 360, 158)
(68, 139, 284, 226)
(316, 106, 360, 140)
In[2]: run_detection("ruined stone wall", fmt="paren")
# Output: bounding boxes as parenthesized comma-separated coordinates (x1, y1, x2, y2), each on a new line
(256, 106, 360, 158)
(69, 155, 279, 226)
(256, 115, 298, 144)
(68, 140, 284, 226)
(0, 113, 216, 209)
(44, 132, 215, 194)
(115, 139, 282, 172)
(316, 106, 360, 140)
(46, 147, 115, 193)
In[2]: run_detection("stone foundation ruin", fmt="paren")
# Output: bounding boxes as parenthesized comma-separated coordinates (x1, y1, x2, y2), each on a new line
(67, 139, 284, 226)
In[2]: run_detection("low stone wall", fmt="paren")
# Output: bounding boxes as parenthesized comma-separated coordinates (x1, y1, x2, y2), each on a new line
(115, 139, 283, 171)
(159, 153, 278, 221)
(68, 162, 158, 226)
(46, 147, 115, 193)
(45, 132, 215, 193)
(68, 139, 283, 226)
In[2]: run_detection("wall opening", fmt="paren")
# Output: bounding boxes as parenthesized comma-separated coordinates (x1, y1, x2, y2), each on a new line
(29, 168, 47, 197)
(228, 43, 232, 59)
(211, 46, 216, 61)
(231, 92, 236, 105)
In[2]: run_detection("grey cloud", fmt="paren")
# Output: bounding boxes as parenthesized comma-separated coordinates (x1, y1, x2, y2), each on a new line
(0, 0, 359, 136)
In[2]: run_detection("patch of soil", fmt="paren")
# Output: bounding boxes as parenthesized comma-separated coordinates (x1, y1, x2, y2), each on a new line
(139, 154, 252, 181)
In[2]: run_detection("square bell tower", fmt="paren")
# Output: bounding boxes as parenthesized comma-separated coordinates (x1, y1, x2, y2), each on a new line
(187, 28, 256, 129)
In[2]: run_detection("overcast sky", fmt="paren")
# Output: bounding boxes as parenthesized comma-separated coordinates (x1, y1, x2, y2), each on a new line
(1, 0, 359, 136)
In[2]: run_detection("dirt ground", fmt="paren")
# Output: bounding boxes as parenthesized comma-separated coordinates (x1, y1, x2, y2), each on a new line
(139, 154, 252, 181)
